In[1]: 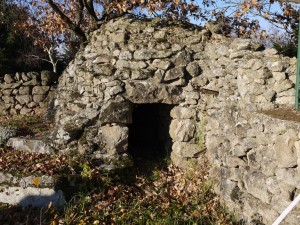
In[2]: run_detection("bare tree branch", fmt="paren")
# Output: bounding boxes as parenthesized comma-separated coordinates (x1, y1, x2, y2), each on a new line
(46, 0, 87, 43)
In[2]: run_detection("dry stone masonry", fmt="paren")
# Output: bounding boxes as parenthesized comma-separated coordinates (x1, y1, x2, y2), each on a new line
(4, 17, 300, 224)
(51, 17, 300, 224)
(0, 71, 57, 115)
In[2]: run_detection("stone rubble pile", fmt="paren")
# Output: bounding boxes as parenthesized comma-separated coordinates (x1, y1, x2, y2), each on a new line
(0, 71, 57, 115)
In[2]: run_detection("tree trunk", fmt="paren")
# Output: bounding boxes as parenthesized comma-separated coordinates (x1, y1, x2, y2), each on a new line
(47, 47, 58, 73)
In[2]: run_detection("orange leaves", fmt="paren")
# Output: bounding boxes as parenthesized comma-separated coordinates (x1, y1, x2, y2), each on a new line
(240, 0, 263, 15)
(252, 0, 258, 5)
(241, 3, 251, 15)
(32, 177, 40, 186)
(264, 12, 270, 18)
(283, 7, 296, 17)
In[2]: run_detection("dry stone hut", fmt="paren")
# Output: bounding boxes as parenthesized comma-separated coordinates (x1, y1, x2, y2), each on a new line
(7, 17, 300, 224)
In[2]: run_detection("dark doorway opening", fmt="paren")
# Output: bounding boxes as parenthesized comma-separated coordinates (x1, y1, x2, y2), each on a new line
(128, 104, 174, 161)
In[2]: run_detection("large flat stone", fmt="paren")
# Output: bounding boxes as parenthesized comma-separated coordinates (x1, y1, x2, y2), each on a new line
(7, 138, 51, 154)
(0, 186, 65, 207)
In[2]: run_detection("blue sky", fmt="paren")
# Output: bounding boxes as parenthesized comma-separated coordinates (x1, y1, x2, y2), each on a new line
(188, 0, 298, 33)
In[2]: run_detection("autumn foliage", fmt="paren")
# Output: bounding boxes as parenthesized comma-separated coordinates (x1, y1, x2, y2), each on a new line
(3, 0, 300, 72)
(12, 0, 299, 45)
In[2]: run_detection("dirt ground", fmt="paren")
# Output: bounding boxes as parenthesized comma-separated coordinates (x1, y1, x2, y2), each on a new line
(259, 106, 300, 122)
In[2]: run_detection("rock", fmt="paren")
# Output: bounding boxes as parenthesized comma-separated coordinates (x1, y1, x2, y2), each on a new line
(19, 86, 31, 95)
(111, 32, 126, 43)
(186, 62, 201, 77)
(93, 64, 114, 75)
(273, 79, 294, 93)
(151, 59, 171, 70)
(274, 129, 297, 168)
(0, 127, 18, 146)
(134, 50, 153, 60)
(173, 51, 191, 66)
(0, 186, 65, 207)
(54, 117, 90, 145)
(32, 86, 50, 95)
(33, 95, 46, 103)
(101, 125, 128, 154)
(116, 60, 147, 70)
(15, 95, 32, 105)
(264, 48, 278, 55)
(2, 96, 14, 104)
(191, 76, 208, 87)
(172, 141, 200, 158)
(23, 79, 38, 86)
(244, 170, 271, 204)
(2, 89, 12, 96)
(93, 55, 111, 64)
(119, 51, 133, 60)
(164, 67, 185, 81)
(4, 74, 14, 83)
(205, 21, 223, 34)
(41, 70, 57, 85)
(20, 108, 32, 115)
(272, 72, 286, 83)
(170, 106, 196, 119)
(154, 30, 166, 39)
(0, 83, 21, 90)
(131, 69, 153, 80)
(169, 119, 196, 142)
(230, 38, 251, 50)
(100, 99, 133, 125)
(263, 90, 276, 102)
(153, 50, 172, 59)
(108, 85, 123, 96)
(21, 72, 31, 82)
(242, 59, 263, 70)
(269, 61, 286, 72)
(7, 138, 51, 154)
(170, 151, 198, 168)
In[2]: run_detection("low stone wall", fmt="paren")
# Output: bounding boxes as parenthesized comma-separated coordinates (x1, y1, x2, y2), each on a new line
(0, 71, 57, 115)
(206, 109, 300, 224)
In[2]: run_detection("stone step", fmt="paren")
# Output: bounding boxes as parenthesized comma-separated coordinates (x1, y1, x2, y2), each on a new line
(6, 137, 52, 154)
(0, 172, 65, 207)
(0, 186, 65, 207)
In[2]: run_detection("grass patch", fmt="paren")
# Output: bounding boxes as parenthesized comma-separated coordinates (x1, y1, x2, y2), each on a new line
(0, 156, 241, 225)
(0, 115, 53, 136)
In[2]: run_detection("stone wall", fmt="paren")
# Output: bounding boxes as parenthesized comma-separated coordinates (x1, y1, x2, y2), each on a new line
(0, 71, 57, 115)
(51, 17, 300, 224)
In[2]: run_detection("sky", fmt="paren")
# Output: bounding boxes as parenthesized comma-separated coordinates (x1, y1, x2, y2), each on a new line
(188, 0, 299, 34)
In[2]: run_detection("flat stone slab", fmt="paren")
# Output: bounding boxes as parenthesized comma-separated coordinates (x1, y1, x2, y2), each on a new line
(0, 172, 54, 188)
(6, 138, 51, 154)
(0, 172, 68, 207)
(0, 186, 65, 207)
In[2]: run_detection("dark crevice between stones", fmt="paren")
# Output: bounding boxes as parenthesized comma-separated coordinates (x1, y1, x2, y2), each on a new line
(128, 103, 174, 164)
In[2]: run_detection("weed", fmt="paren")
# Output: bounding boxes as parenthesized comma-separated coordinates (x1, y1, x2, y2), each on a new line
(196, 119, 207, 150)
(80, 162, 92, 180)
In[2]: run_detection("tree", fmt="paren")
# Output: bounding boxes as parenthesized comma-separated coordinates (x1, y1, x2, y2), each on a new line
(15, 0, 204, 45)
(10, 0, 300, 67)
(0, 0, 33, 74)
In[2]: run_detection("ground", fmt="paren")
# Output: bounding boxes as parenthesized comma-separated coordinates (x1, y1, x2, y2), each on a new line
(260, 107, 300, 122)
(0, 115, 241, 224)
